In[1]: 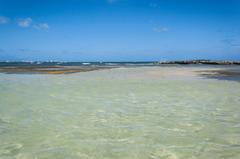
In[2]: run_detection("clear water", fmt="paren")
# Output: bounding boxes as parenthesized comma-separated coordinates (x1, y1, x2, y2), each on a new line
(0, 67, 240, 159)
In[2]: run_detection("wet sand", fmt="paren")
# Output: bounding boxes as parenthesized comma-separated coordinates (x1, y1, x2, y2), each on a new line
(0, 66, 113, 74)
(0, 65, 240, 82)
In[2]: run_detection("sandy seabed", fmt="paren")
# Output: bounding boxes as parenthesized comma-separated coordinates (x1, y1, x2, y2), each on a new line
(0, 66, 240, 159)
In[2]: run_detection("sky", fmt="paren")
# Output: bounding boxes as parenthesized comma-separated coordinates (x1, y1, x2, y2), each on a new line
(0, 0, 240, 61)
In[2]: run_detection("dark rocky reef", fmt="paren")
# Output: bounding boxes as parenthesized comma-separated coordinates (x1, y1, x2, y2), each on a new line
(159, 60, 240, 65)
(198, 69, 240, 82)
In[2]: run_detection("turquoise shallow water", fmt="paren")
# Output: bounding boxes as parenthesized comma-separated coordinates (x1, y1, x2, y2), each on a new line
(0, 67, 240, 159)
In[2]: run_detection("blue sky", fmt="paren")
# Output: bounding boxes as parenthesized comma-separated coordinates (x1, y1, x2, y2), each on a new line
(0, 0, 240, 61)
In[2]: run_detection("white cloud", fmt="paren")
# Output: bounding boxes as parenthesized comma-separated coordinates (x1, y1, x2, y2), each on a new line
(153, 26, 169, 33)
(0, 16, 10, 24)
(17, 18, 32, 27)
(33, 23, 49, 30)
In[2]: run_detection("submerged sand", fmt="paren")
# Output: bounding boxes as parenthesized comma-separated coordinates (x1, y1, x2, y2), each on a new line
(0, 66, 240, 159)
(1, 65, 240, 82)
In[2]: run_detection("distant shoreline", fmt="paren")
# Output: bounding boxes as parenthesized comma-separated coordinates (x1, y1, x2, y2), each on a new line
(0, 60, 240, 67)
(158, 60, 240, 65)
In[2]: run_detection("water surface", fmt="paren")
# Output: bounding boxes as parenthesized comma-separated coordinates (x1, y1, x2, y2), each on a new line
(0, 67, 240, 159)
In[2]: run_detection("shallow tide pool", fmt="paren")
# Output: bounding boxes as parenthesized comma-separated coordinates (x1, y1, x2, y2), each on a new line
(0, 67, 240, 159)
